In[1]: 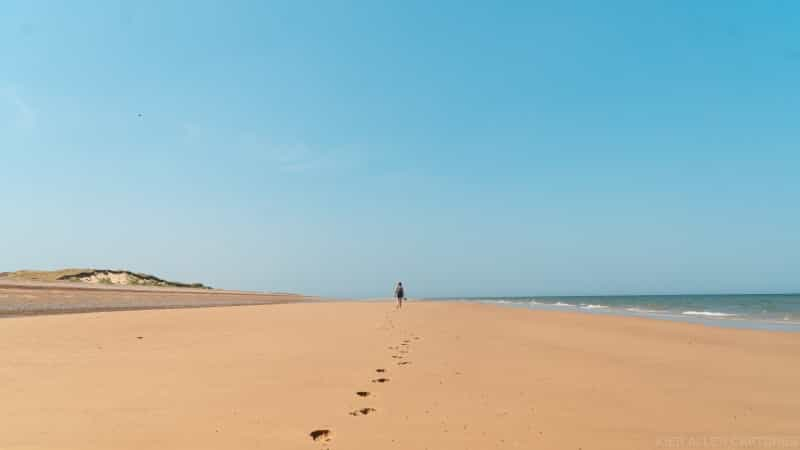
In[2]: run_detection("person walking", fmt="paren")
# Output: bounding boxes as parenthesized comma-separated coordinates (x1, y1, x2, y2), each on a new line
(394, 281, 405, 309)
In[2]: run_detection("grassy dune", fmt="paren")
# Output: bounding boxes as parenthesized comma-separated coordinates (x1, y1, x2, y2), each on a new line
(0, 269, 209, 289)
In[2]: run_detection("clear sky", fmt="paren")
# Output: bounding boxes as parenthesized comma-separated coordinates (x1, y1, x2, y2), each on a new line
(2, 1, 798, 298)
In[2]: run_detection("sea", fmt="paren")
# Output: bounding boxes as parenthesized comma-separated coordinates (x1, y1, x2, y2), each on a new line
(426, 294, 800, 332)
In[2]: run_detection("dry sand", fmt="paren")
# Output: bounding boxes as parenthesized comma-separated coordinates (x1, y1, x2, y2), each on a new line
(1, 301, 799, 450)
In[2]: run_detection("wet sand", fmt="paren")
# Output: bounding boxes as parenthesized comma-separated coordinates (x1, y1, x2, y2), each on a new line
(1, 301, 798, 449)
(0, 280, 310, 316)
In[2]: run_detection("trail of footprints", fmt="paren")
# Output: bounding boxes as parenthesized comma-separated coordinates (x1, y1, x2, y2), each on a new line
(310, 333, 422, 446)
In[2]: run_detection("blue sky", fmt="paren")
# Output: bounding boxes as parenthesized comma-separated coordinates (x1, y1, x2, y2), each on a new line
(2, 1, 798, 298)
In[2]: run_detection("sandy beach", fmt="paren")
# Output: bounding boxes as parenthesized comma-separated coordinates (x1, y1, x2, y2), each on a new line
(2, 300, 799, 450)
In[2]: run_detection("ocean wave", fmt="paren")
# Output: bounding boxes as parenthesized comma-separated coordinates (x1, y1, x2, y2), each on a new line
(553, 302, 575, 307)
(681, 311, 737, 317)
(581, 304, 609, 309)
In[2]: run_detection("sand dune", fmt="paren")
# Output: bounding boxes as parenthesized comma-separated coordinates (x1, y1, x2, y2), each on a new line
(1, 301, 798, 449)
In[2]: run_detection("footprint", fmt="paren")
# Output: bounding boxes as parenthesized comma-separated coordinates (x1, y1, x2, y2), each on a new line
(376, 369, 386, 373)
(309, 429, 330, 441)
(349, 407, 376, 416)
(398, 361, 411, 365)
(136, 336, 143, 340)
(372, 378, 390, 383)
(356, 391, 370, 397)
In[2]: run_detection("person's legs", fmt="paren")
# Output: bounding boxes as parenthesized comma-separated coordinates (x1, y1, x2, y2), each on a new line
(396, 295, 403, 309)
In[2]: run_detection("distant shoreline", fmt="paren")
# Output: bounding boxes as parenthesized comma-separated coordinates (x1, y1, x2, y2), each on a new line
(0, 280, 312, 318)
(0, 279, 284, 295)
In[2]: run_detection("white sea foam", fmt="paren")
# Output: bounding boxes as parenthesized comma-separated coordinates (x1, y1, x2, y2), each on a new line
(553, 302, 574, 307)
(682, 311, 737, 317)
(581, 304, 609, 309)
(625, 307, 661, 314)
